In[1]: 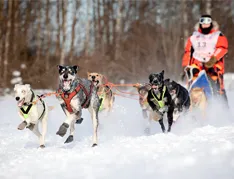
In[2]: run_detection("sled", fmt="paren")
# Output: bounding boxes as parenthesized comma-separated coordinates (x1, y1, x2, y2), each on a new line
(184, 66, 215, 101)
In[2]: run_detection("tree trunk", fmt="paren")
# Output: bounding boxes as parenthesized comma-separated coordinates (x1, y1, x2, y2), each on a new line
(0, 0, 4, 78)
(69, 0, 79, 62)
(13, 0, 20, 63)
(45, 0, 51, 71)
(84, 0, 91, 56)
(36, 2, 42, 63)
(182, 0, 188, 47)
(60, 0, 67, 65)
(114, 0, 123, 61)
(3, 0, 12, 87)
(206, 0, 212, 15)
(56, 0, 61, 59)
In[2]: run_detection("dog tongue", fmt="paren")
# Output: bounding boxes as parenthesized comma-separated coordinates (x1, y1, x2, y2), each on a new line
(64, 80, 70, 86)
(18, 99, 25, 107)
(151, 85, 158, 89)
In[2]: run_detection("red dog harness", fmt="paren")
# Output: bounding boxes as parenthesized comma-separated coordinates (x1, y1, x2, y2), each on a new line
(58, 82, 94, 113)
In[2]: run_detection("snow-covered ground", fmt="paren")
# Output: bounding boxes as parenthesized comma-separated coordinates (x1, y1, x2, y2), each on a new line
(0, 89, 234, 179)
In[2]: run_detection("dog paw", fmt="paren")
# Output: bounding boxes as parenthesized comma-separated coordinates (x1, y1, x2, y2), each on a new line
(56, 123, 69, 137)
(92, 143, 98, 147)
(39, 145, 45, 149)
(75, 118, 84, 124)
(17, 121, 27, 130)
(64, 135, 74, 143)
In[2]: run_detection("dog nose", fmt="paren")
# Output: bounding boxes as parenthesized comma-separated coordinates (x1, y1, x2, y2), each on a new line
(92, 76, 95, 79)
(63, 73, 68, 79)
(15, 97, 20, 101)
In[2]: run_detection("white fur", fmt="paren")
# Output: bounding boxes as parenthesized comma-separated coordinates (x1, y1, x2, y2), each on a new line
(14, 84, 49, 147)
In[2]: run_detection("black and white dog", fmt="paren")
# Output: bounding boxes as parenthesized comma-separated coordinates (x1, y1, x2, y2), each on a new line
(56, 65, 100, 147)
(164, 79, 190, 120)
(147, 70, 174, 132)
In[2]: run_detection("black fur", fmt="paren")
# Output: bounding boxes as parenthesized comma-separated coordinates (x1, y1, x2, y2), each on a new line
(164, 79, 190, 113)
(147, 71, 174, 132)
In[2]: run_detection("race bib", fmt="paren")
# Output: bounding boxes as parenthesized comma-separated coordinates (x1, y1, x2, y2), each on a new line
(190, 31, 220, 62)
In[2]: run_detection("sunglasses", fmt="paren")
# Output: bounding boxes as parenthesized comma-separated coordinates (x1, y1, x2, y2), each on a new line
(199, 17, 212, 24)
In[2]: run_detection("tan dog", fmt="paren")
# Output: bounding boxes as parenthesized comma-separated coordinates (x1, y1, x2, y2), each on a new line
(134, 83, 161, 134)
(87, 72, 115, 113)
(189, 87, 207, 118)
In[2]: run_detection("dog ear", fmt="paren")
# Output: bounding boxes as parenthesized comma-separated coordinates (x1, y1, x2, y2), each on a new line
(161, 70, 164, 78)
(25, 84, 31, 91)
(149, 73, 155, 82)
(87, 72, 90, 77)
(57, 65, 64, 72)
(14, 84, 20, 91)
(73, 65, 79, 73)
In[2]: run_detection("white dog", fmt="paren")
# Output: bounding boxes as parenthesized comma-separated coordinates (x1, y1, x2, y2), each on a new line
(14, 84, 50, 148)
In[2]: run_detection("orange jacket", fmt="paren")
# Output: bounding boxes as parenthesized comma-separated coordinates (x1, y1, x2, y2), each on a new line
(182, 28, 228, 73)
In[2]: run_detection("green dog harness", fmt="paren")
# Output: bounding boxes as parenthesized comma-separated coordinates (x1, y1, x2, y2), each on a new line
(99, 93, 106, 111)
(151, 85, 166, 108)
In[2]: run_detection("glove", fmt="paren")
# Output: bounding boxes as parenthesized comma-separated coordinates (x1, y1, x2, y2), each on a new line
(158, 106, 168, 114)
(204, 56, 217, 68)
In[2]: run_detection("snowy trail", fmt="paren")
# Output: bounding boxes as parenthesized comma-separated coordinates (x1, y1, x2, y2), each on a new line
(0, 91, 234, 179)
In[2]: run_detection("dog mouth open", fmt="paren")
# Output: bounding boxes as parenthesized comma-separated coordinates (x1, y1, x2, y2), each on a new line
(17, 98, 25, 107)
(92, 80, 99, 86)
(63, 79, 72, 86)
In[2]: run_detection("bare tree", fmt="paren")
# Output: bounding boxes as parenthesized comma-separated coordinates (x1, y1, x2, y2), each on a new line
(84, 0, 91, 56)
(55, 0, 61, 58)
(182, 0, 188, 47)
(3, 0, 12, 87)
(13, 0, 20, 63)
(69, 0, 79, 62)
(60, 0, 67, 65)
(0, 0, 4, 78)
(114, 0, 123, 61)
(45, 0, 52, 71)
(36, 2, 42, 63)
(206, 0, 212, 15)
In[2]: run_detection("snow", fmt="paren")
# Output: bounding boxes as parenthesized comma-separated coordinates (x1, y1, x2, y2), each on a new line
(0, 90, 234, 179)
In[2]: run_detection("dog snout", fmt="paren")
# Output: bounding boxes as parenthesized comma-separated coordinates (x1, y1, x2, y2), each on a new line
(15, 97, 20, 101)
(92, 76, 96, 80)
(63, 73, 68, 79)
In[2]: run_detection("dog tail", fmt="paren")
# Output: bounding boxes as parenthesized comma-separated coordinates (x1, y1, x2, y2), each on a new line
(48, 106, 55, 111)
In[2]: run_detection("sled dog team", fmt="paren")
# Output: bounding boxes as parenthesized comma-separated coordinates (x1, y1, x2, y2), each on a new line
(14, 65, 206, 148)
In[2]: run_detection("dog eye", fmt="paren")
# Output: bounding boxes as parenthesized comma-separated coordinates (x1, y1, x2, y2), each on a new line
(22, 90, 26, 93)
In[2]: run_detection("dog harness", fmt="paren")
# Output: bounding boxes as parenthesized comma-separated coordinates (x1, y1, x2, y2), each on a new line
(99, 93, 105, 111)
(151, 85, 166, 108)
(20, 91, 46, 120)
(58, 82, 94, 113)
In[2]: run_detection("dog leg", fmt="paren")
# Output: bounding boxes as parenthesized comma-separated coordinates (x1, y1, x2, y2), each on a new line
(64, 119, 75, 143)
(40, 114, 48, 148)
(88, 106, 99, 147)
(158, 118, 165, 133)
(92, 109, 98, 147)
(30, 123, 45, 148)
(167, 108, 174, 132)
(75, 110, 84, 124)
(56, 114, 74, 137)
(144, 111, 152, 135)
